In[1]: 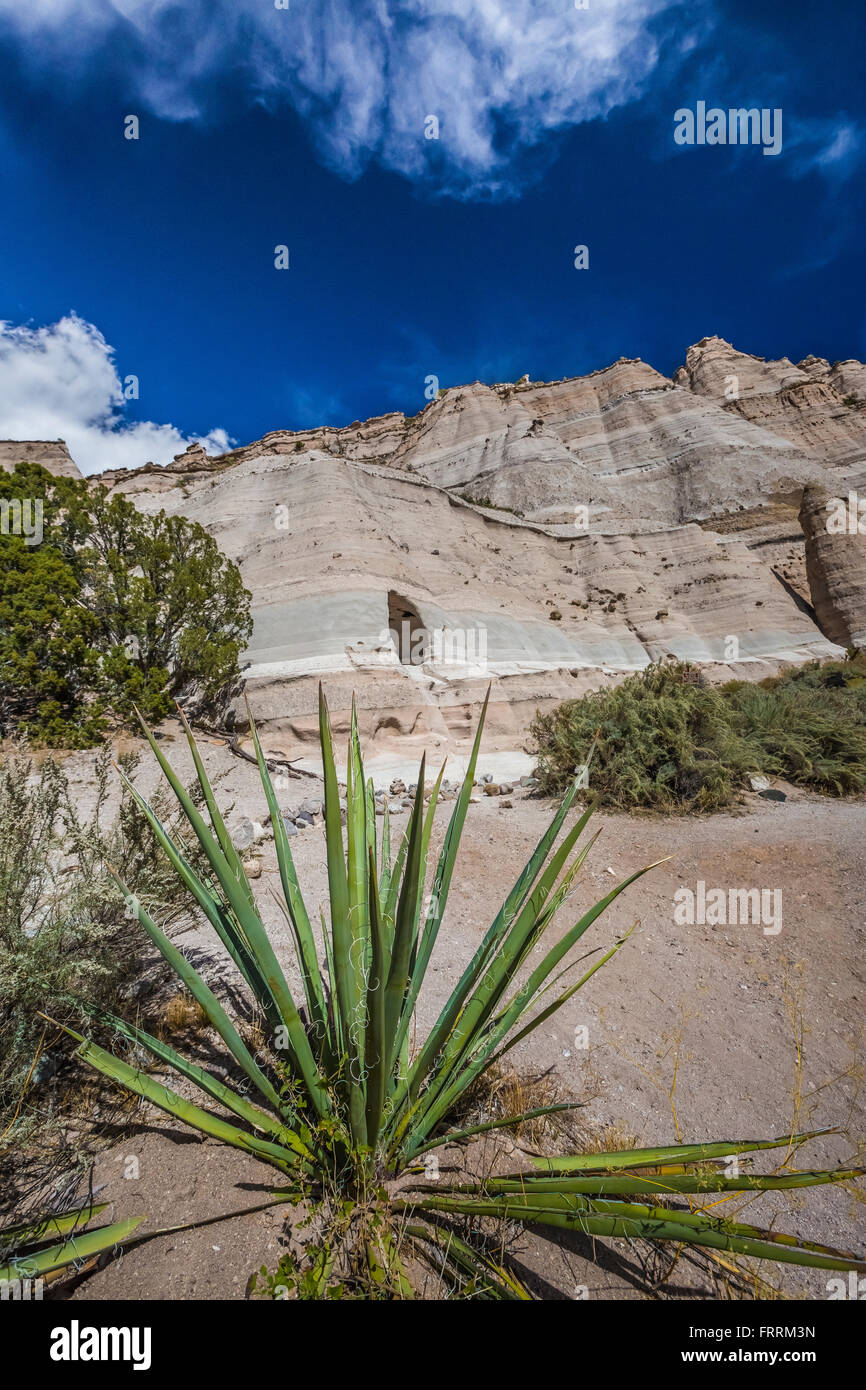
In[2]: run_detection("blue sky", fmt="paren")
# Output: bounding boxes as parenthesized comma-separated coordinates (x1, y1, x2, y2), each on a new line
(0, 0, 863, 473)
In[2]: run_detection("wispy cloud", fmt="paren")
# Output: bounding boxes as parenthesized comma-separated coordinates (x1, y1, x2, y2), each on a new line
(0, 0, 678, 196)
(786, 116, 864, 183)
(0, 315, 231, 475)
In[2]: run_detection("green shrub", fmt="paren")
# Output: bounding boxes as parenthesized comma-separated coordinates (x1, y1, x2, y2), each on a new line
(530, 657, 866, 810)
(0, 462, 252, 745)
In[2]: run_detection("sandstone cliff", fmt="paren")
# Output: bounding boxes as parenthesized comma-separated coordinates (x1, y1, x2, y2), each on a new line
(12, 336, 866, 768)
(0, 438, 83, 480)
(800, 484, 866, 650)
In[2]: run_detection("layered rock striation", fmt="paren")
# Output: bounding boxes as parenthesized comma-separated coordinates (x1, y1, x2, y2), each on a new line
(7, 337, 866, 767)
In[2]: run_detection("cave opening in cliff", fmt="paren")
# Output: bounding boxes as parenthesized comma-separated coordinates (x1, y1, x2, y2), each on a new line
(387, 591, 428, 665)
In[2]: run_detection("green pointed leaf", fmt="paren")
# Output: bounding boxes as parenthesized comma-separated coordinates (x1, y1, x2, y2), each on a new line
(365, 847, 388, 1149)
(245, 699, 328, 1040)
(91, 1007, 309, 1149)
(72, 1033, 309, 1172)
(126, 720, 330, 1118)
(0, 1203, 109, 1248)
(0, 1218, 146, 1282)
(530, 1132, 833, 1173)
(110, 874, 284, 1114)
(384, 754, 426, 1075)
(320, 685, 365, 1144)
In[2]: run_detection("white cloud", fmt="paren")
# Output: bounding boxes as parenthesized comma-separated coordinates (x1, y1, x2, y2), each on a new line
(0, 315, 231, 475)
(0, 0, 676, 195)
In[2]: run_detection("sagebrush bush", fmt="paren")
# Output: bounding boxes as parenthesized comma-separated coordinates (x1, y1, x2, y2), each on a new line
(530, 656, 866, 810)
(0, 744, 205, 1141)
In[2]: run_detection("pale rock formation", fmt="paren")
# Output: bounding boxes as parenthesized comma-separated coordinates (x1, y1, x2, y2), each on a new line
(171, 441, 211, 471)
(386, 351, 842, 530)
(675, 336, 866, 461)
(54, 333, 866, 767)
(101, 446, 840, 772)
(0, 438, 83, 480)
(799, 485, 866, 649)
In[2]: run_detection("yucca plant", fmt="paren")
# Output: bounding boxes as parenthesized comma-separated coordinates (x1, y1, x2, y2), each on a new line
(54, 689, 864, 1298)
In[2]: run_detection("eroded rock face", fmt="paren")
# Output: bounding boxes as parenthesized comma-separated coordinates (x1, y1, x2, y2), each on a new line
(379, 352, 843, 531)
(95, 447, 840, 771)
(674, 336, 866, 461)
(70, 335, 866, 765)
(799, 485, 866, 649)
(0, 438, 83, 480)
(171, 441, 211, 471)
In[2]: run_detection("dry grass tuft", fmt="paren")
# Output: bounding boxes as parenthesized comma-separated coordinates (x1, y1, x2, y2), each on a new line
(452, 1064, 585, 1154)
(159, 992, 209, 1036)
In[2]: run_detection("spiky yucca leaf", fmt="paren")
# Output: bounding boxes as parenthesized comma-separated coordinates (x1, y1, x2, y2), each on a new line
(59, 690, 864, 1297)
(0, 1201, 146, 1286)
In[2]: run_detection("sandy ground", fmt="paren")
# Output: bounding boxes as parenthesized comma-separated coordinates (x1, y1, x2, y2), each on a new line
(31, 727, 866, 1300)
